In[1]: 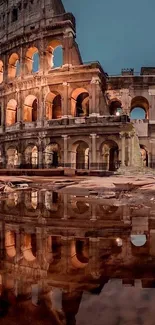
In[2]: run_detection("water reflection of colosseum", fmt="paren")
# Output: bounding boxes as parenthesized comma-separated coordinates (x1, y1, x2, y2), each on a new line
(1, 190, 155, 322)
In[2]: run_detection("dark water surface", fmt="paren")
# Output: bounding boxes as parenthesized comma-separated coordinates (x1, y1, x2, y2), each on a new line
(0, 188, 154, 325)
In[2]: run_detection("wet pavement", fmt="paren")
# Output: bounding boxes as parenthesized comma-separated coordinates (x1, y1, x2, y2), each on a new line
(0, 186, 155, 324)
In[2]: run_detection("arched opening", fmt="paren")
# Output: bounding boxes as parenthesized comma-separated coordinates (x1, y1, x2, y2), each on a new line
(23, 95, 38, 122)
(109, 99, 122, 116)
(25, 47, 39, 73)
(101, 140, 119, 171)
(6, 148, 18, 168)
(46, 40, 63, 69)
(45, 92, 62, 120)
(22, 234, 36, 262)
(140, 145, 148, 167)
(8, 53, 20, 79)
(71, 239, 89, 269)
(45, 191, 59, 211)
(51, 236, 61, 264)
(44, 143, 61, 168)
(130, 96, 149, 119)
(71, 88, 89, 117)
(6, 99, 17, 126)
(5, 231, 16, 258)
(131, 234, 147, 247)
(72, 141, 89, 169)
(0, 60, 3, 83)
(25, 145, 38, 168)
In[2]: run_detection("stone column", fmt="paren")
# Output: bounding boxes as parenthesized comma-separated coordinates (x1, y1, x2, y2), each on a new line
(120, 132, 126, 166)
(127, 133, 132, 166)
(38, 136, 44, 168)
(90, 77, 100, 116)
(62, 82, 69, 117)
(61, 236, 73, 273)
(90, 133, 97, 169)
(131, 132, 135, 166)
(62, 135, 68, 167)
(38, 87, 44, 126)
(90, 204, 97, 221)
(63, 29, 74, 66)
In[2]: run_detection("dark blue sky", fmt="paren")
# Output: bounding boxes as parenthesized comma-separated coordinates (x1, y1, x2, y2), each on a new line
(63, 0, 155, 75)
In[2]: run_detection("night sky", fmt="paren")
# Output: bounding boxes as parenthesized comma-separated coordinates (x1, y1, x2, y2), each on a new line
(63, 0, 155, 75)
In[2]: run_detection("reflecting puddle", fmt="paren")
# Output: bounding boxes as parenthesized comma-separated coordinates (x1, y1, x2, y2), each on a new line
(0, 189, 155, 324)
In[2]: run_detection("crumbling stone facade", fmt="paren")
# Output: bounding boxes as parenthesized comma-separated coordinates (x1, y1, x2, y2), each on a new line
(0, 0, 153, 172)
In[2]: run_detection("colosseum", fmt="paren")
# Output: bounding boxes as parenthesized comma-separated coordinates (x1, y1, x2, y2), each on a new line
(0, 0, 154, 173)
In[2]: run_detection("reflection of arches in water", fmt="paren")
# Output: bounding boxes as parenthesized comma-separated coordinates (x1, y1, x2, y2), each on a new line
(99, 205, 118, 215)
(6, 192, 19, 207)
(72, 200, 90, 214)
(101, 140, 119, 171)
(140, 145, 148, 167)
(71, 239, 89, 269)
(44, 143, 61, 168)
(72, 141, 89, 169)
(22, 234, 36, 262)
(5, 231, 16, 258)
(52, 236, 61, 264)
(131, 234, 147, 247)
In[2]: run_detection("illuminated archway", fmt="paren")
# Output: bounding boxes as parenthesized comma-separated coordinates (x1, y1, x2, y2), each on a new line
(6, 147, 18, 168)
(5, 231, 16, 258)
(25, 145, 38, 168)
(46, 40, 63, 69)
(25, 47, 39, 73)
(44, 143, 61, 168)
(130, 96, 149, 119)
(6, 99, 17, 126)
(72, 141, 89, 169)
(71, 88, 89, 117)
(23, 95, 38, 122)
(100, 140, 119, 171)
(22, 234, 36, 262)
(45, 92, 62, 119)
(8, 53, 20, 78)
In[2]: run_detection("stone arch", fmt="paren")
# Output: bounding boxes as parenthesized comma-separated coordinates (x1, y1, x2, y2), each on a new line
(131, 234, 147, 247)
(109, 98, 122, 115)
(5, 231, 16, 258)
(44, 143, 61, 168)
(46, 40, 63, 69)
(8, 53, 20, 78)
(140, 145, 148, 167)
(45, 92, 62, 120)
(71, 239, 89, 269)
(25, 47, 39, 73)
(6, 147, 19, 168)
(23, 95, 38, 122)
(0, 60, 4, 83)
(100, 140, 119, 171)
(71, 88, 89, 117)
(6, 99, 17, 126)
(22, 234, 36, 262)
(25, 145, 38, 168)
(130, 96, 149, 119)
(72, 140, 89, 169)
